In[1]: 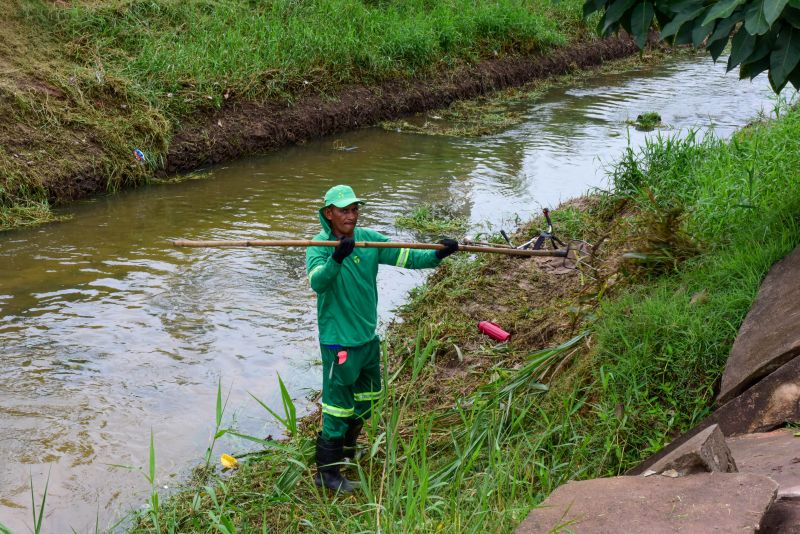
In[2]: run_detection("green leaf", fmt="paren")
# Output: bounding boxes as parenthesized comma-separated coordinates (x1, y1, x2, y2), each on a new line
(764, 0, 790, 25)
(674, 20, 696, 44)
(277, 373, 297, 436)
(661, 5, 705, 38)
(706, 10, 744, 51)
(740, 52, 771, 79)
(249, 391, 288, 429)
(583, 0, 607, 18)
(708, 34, 729, 59)
(631, 1, 655, 48)
(791, 64, 800, 89)
(784, 6, 800, 27)
(728, 29, 758, 70)
(602, 0, 637, 34)
(215, 379, 222, 428)
(693, 18, 715, 47)
(746, 0, 772, 34)
(224, 430, 294, 452)
(149, 429, 156, 484)
(770, 25, 800, 89)
(702, 0, 746, 25)
(666, 0, 704, 15)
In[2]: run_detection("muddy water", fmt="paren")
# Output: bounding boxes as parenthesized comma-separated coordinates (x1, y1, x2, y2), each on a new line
(0, 56, 780, 531)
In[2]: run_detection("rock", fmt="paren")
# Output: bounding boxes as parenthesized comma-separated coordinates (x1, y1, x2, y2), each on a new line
(629, 356, 800, 475)
(516, 473, 777, 533)
(727, 429, 800, 500)
(718, 245, 800, 404)
(644, 424, 736, 476)
(760, 499, 800, 533)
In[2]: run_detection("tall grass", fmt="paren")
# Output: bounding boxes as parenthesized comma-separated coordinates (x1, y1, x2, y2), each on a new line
(29, 0, 580, 115)
(583, 99, 800, 463)
(2, 0, 585, 229)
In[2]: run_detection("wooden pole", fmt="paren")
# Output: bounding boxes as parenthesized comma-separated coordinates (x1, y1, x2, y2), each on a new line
(172, 239, 568, 258)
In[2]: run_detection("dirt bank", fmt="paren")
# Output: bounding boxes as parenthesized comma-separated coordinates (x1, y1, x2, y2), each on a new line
(163, 36, 637, 176)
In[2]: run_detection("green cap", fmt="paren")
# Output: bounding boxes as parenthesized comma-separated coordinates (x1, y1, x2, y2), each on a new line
(323, 185, 365, 208)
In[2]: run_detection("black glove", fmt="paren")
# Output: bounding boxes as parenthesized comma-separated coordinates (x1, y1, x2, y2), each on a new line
(435, 238, 459, 259)
(332, 237, 355, 263)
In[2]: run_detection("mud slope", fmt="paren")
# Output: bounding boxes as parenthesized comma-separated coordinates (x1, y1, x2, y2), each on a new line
(165, 36, 636, 175)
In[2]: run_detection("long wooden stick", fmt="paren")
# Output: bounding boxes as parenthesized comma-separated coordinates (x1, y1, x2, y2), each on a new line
(172, 239, 568, 258)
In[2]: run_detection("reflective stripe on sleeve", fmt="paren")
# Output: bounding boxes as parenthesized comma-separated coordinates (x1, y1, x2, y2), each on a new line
(321, 403, 355, 418)
(395, 248, 410, 268)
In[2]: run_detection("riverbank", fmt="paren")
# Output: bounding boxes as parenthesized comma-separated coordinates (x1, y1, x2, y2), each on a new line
(1, 0, 633, 230)
(126, 96, 800, 530)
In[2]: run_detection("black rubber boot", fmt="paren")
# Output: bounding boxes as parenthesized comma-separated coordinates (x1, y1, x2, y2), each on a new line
(314, 434, 358, 493)
(343, 419, 364, 461)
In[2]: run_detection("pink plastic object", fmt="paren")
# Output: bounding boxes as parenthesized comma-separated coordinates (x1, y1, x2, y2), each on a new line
(478, 321, 511, 342)
(337, 350, 348, 364)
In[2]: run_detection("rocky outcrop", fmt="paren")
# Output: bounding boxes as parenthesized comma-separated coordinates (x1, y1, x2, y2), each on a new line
(516, 473, 777, 533)
(642, 424, 736, 476)
(718, 245, 800, 404)
(629, 355, 800, 475)
(517, 247, 800, 533)
(727, 429, 800, 501)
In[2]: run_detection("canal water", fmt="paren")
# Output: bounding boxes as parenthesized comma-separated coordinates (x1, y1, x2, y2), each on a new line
(0, 55, 781, 531)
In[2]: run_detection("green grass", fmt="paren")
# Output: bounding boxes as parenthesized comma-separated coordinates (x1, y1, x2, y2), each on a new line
(21, 0, 583, 118)
(625, 111, 663, 131)
(2, 0, 587, 230)
(395, 203, 470, 237)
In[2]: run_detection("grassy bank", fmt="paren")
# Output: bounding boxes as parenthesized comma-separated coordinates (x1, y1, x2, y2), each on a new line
(0, 0, 587, 230)
(119, 101, 800, 531)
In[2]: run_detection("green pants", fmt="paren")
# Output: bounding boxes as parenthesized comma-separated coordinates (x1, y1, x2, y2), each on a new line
(320, 336, 383, 440)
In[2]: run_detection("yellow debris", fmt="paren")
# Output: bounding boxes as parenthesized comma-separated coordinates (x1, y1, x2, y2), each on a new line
(220, 453, 239, 470)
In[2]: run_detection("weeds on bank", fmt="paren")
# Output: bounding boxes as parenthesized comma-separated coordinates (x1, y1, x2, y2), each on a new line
(395, 203, 470, 237)
(2, 0, 586, 228)
(28, 0, 580, 115)
(135, 327, 595, 532)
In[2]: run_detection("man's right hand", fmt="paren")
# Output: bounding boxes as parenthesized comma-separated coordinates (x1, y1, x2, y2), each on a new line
(332, 237, 355, 263)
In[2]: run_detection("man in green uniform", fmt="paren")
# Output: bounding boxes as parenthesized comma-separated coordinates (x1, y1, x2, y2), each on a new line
(306, 185, 458, 492)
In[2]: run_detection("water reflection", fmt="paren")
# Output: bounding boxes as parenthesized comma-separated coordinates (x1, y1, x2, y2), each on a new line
(0, 55, 780, 531)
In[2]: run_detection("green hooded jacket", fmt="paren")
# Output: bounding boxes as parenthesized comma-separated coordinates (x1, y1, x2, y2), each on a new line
(306, 209, 441, 346)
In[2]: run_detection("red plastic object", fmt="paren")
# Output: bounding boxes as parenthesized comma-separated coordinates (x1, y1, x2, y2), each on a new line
(337, 350, 348, 364)
(478, 321, 511, 342)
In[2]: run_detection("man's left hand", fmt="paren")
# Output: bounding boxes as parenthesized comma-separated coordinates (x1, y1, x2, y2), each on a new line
(435, 239, 459, 259)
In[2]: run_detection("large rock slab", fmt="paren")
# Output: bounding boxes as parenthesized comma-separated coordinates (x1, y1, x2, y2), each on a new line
(727, 428, 800, 499)
(718, 245, 800, 404)
(630, 356, 800, 475)
(516, 473, 777, 533)
(761, 498, 800, 533)
(644, 424, 736, 476)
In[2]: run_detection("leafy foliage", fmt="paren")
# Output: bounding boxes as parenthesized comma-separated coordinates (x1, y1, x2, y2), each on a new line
(584, 0, 800, 91)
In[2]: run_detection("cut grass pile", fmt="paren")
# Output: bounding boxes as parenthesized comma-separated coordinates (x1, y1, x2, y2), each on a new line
(124, 99, 800, 532)
(1, 0, 586, 230)
(381, 47, 699, 137)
